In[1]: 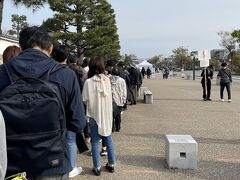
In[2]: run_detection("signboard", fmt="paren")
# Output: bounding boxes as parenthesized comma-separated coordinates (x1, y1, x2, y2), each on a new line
(200, 60, 209, 67)
(197, 50, 210, 67)
(197, 50, 211, 61)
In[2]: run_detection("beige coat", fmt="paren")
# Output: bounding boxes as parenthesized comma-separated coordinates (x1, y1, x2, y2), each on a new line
(110, 75, 127, 107)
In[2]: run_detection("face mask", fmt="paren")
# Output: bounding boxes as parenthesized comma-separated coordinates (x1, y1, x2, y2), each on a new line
(222, 67, 226, 69)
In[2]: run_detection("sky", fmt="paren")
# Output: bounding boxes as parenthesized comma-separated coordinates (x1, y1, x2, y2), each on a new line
(2, 0, 240, 59)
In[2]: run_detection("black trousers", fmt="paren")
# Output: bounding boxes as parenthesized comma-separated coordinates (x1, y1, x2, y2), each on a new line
(112, 104, 122, 132)
(220, 82, 231, 99)
(202, 80, 211, 99)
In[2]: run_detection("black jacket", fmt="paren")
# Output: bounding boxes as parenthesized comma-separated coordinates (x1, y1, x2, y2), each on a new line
(201, 68, 213, 84)
(0, 48, 86, 176)
(217, 68, 232, 83)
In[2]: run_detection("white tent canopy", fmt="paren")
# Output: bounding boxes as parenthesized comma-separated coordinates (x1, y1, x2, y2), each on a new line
(138, 60, 154, 73)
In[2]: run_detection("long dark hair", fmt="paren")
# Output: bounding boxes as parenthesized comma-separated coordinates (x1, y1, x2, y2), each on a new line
(88, 56, 105, 78)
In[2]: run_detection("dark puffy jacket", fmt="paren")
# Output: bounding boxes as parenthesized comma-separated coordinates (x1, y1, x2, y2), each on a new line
(217, 68, 232, 83)
(0, 48, 86, 177)
(129, 67, 138, 85)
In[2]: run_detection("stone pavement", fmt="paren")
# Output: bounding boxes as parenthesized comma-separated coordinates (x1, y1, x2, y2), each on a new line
(75, 74, 240, 180)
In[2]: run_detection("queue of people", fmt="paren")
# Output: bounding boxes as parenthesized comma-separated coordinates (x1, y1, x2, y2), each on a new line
(0, 26, 148, 180)
(1, 26, 234, 180)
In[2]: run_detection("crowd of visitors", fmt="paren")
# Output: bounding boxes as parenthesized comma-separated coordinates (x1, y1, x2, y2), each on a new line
(0, 26, 147, 180)
(0, 25, 232, 180)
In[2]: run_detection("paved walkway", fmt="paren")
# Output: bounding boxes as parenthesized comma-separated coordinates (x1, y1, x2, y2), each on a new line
(75, 74, 240, 180)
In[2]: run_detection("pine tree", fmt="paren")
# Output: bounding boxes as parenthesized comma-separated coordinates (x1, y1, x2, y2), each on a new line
(42, 0, 120, 61)
(0, 0, 46, 34)
(7, 14, 28, 38)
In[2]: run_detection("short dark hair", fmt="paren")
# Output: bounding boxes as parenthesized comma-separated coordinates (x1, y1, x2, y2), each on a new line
(106, 59, 116, 67)
(51, 45, 69, 63)
(2, 45, 21, 63)
(112, 66, 120, 76)
(68, 53, 78, 64)
(88, 56, 105, 78)
(82, 58, 89, 68)
(221, 62, 227, 67)
(117, 61, 125, 67)
(19, 26, 52, 50)
(208, 65, 213, 69)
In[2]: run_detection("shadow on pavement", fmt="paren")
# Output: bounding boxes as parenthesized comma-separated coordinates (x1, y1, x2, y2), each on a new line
(153, 98, 202, 102)
(117, 155, 240, 180)
(195, 137, 240, 145)
(124, 133, 165, 140)
(116, 154, 167, 170)
(176, 160, 240, 180)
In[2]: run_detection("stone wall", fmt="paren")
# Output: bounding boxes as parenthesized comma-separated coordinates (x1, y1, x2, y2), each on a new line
(0, 35, 19, 64)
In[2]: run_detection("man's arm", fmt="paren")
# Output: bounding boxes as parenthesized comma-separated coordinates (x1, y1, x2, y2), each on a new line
(229, 70, 232, 83)
(66, 73, 86, 133)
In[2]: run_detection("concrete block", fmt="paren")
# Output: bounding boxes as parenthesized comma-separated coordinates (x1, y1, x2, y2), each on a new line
(165, 135, 197, 169)
(144, 91, 153, 104)
(186, 75, 191, 80)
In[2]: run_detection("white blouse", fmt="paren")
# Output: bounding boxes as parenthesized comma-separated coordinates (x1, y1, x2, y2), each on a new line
(82, 74, 113, 136)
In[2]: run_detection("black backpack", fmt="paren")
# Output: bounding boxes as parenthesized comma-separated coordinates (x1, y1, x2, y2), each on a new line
(0, 64, 66, 175)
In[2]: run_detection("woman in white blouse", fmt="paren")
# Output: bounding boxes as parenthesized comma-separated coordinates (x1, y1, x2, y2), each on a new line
(82, 57, 115, 176)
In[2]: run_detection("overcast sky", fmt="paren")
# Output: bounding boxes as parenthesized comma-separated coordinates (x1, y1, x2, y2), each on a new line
(2, 0, 240, 58)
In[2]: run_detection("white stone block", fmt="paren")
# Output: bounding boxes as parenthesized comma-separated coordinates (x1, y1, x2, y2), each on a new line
(144, 91, 153, 104)
(165, 135, 197, 169)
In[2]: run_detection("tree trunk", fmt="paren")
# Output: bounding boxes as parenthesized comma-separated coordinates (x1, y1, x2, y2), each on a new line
(0, 0, 4, 34)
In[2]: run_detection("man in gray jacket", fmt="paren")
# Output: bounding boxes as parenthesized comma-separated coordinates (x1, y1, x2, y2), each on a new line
(217, 63, 232, 102)
(0, 111, 7, 180)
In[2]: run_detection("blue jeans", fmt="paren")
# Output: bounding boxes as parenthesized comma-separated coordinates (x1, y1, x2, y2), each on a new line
(89, 118, 116, 169)
(66, 131, 77, 169)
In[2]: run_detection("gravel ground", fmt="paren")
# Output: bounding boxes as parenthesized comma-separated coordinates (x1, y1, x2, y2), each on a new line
(74, 74, 240, 180)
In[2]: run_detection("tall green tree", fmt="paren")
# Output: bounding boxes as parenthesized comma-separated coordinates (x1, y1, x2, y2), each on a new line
(121, 54, 138, 65)
(13, 0, 47, 8)
(0, 1, 4, 34)
(148, 55, 163, 68)
(218, 31, 237, 71)
(0, 0, 46, 34)
(7, 14, 28, 38)
(172, 46, 190, 70)
(42, 0, 120, 61)
(209, 58, 220, 70)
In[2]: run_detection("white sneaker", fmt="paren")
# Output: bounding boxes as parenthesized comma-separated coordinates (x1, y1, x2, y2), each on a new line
(69, 167, 83, 178)
(228, 99, 232, 102)
(220, 99, 224, 102)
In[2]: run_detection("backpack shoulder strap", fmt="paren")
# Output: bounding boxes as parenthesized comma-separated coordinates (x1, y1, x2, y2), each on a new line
(223, 70, 230, 78)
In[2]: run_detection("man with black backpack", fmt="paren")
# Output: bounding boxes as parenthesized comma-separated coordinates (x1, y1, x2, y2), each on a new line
(0, 26, 86, 180)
